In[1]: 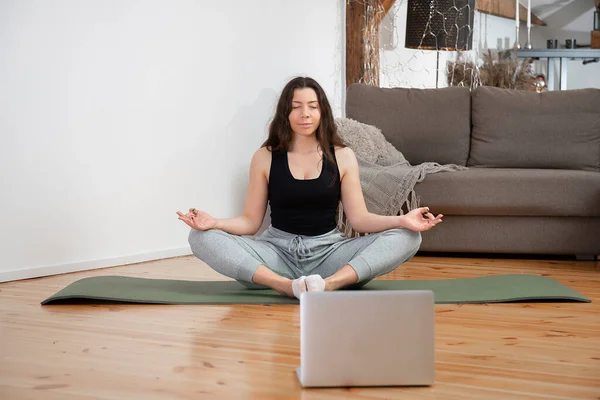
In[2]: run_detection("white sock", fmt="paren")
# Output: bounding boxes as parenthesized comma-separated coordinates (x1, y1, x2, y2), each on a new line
(305, 275, 326, 292)
(292, 276, 308, 299)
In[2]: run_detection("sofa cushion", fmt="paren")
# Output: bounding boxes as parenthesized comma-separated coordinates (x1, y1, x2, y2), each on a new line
(414, 168, 600, 217)
(346, 84, 471, 166)
(468, 86, 600, 172)
(419, 216, 600, 254)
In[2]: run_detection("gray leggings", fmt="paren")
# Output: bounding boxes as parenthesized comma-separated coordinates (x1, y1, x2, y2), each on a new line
(188, 225, 421, 288)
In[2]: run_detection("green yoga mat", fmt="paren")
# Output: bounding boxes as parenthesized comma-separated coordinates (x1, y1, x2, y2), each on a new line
(41, 274, 590, 305)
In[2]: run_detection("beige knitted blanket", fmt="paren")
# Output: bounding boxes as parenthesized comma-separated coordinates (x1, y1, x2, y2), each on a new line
(334, 118, 467, 237)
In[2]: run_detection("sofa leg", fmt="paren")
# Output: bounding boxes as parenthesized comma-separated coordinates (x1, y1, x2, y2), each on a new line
(575, 254, 598, 261)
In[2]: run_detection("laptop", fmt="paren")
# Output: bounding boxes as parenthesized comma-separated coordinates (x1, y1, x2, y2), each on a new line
(296, 290, 435, 388)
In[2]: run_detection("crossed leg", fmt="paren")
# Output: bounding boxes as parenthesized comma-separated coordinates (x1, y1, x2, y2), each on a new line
(188, 229, 322, 298)
(188, 227, 421, 298)
(249, 228, 422, 295)
(307, 228, 422, 290)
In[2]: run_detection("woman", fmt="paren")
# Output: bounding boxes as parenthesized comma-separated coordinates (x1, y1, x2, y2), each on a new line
(177, 77, 442, 299)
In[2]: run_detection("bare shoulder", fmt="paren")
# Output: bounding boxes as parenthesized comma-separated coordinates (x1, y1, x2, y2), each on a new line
(334, 146, 358, 179)
(253, 146, 271, 161)
(334, 145, 355, 159)
(334, 145, 357, 166)
(251, 146, 272, 179)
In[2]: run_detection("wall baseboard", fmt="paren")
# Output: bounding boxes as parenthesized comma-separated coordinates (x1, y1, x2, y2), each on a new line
(0, 247, 192, 283)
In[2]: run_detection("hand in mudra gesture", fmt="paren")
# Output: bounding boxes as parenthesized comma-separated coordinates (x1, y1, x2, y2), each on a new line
(402, 207, 443, 232)
(176, 208, 217, 231)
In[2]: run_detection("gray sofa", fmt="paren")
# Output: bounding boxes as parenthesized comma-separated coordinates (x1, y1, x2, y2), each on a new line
(346, 84, 600, 258)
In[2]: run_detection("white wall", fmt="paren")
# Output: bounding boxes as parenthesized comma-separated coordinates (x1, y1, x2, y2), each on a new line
(380, 0, 599, 89)
(0, 0, 344, 282)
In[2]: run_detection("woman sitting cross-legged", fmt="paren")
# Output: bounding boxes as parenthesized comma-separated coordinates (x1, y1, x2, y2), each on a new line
(176, 76, 442, 299)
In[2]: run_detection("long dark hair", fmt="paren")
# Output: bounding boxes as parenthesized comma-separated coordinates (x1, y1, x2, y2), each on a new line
(262, 77, 345, 174)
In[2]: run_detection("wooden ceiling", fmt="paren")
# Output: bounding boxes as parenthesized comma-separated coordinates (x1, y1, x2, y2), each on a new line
(477, 0, 546, 26)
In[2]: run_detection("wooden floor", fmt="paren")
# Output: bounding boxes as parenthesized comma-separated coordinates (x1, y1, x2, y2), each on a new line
(0, 254, 598, 400)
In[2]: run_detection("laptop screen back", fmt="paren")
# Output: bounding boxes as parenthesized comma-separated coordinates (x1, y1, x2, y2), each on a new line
(298, 290, 435, 387)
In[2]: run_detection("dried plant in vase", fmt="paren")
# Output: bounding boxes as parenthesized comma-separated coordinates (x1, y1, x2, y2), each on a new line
(447, 49, 535, 91)
(446, 52, 477, 88)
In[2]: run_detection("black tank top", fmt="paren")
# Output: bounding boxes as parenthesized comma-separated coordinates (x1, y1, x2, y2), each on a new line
(268, 147, 341, 236)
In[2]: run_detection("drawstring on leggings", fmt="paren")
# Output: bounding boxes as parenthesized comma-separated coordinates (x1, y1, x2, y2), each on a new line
(288, 235, 310, 265)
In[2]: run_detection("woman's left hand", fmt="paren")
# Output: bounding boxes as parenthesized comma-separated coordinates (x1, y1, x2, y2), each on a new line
(401, 207, 443, 232)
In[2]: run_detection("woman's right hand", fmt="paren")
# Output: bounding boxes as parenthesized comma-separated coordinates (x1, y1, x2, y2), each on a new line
(176, 208, 218, 231)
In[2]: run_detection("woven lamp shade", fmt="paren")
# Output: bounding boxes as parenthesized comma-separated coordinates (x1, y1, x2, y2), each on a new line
(405, 0, 475, 51)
